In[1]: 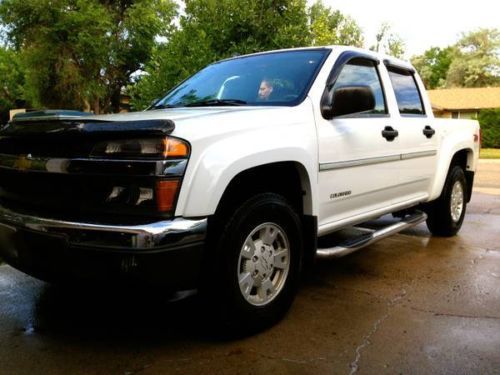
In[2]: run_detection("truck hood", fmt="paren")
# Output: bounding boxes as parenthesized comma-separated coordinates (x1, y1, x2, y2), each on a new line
(89, 106, 309, 143)
(89, 107, 251, 123)
(1, 105, 310, 143)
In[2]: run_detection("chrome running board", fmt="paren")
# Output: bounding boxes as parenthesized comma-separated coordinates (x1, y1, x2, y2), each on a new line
(316, 211, 427, 259)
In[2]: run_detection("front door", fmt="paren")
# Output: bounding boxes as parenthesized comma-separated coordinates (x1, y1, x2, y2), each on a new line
(317, 57, 401, 231)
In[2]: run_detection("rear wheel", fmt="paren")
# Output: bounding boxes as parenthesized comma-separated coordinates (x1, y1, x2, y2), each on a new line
(204, 193, 303, 334)
(426, 165, 467, 236)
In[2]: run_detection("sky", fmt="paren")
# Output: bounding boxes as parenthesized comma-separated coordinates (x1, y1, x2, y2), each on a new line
(317, 0, 500, 58)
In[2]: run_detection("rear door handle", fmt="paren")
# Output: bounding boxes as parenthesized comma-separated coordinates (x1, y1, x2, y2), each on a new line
(423, 125, 435, 138)
(381, 126, 399, 142)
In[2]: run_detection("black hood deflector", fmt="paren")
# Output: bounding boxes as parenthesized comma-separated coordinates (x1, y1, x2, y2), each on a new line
(0, 118, 175, 139)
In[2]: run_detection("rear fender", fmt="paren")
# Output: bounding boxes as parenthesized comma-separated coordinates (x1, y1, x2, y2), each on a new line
(429, 134, 477, 201)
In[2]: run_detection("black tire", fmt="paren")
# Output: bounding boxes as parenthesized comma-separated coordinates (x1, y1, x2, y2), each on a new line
(426, 165, 467, 237)
(203, 193, 303, 335)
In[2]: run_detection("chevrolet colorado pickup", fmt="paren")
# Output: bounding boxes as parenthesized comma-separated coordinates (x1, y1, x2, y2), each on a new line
(0, 46, 480, 329)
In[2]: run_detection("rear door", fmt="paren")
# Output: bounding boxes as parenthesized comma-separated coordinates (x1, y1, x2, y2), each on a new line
(385, 63, 438, 203)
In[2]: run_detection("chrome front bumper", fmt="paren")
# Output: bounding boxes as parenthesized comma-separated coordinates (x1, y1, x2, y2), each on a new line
(0, 205, 207, 249)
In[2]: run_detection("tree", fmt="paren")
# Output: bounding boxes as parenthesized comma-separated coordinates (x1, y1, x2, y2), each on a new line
(129, 28, 219, 109)
(478, 109, 500, 148)
(370, 22, 405, 59)
(100, 0, 178, 112)
(181, 0, 311, 56)
(131, 0, 312, 109)
(0, 47, 25, 116)
(445, 28, 500, 88)
(309, 1, 363, 47)
(0, 0, 177, 113)
(131, 0, 364, 110)
(411, 46, 455, 89)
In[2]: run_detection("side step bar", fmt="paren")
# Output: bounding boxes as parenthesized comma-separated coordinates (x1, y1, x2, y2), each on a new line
(316, 211, 427, 259)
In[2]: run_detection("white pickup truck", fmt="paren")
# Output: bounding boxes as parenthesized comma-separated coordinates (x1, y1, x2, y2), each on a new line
(0, 46, 480, 330)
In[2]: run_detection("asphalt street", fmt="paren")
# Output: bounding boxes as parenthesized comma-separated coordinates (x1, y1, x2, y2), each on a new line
(0, 160, 499, 374)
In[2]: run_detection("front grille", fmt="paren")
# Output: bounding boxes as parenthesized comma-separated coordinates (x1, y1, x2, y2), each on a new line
(0, 117, 184, 223)
(0, 168, 164, 224)
(0, 135, 94, 158)
(0, 138, 169, 224)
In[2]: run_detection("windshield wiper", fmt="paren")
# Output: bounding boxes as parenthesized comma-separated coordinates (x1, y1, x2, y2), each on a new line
(185, 99, 247, 107)
(148, 103, 179, 110)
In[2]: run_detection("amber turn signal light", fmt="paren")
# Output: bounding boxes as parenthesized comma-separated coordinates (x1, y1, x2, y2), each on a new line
(156, 180, 180, 212)
(163, 138, 189, 158)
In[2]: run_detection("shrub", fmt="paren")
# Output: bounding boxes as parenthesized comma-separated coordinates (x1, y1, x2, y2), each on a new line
(478, 109, 500, 148)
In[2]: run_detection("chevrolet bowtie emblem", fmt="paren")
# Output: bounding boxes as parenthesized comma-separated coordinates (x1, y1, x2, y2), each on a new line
(14, 154, 33, 171)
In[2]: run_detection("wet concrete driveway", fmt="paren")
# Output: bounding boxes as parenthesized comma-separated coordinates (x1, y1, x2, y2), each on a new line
(1, 161, 499, 374)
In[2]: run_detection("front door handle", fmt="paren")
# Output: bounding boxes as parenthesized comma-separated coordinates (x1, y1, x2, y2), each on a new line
(381, 126, 399, 142)
(423, 125, 435, 139)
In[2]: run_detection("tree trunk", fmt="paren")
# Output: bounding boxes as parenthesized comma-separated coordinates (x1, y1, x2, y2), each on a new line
(93, 98, 100, 115)
(110, 85, 122, 114)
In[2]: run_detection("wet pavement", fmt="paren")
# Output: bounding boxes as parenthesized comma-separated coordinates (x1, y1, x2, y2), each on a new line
(1, 160, 499, 374)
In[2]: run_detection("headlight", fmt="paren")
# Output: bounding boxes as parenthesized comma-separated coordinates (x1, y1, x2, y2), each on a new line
(90, 137, 190, 159)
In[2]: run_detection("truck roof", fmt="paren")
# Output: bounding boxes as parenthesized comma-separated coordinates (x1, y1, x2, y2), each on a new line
(216, 45, 415, 72)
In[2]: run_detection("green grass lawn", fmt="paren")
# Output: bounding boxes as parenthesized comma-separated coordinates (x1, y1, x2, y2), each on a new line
(480, 148, 500, 159)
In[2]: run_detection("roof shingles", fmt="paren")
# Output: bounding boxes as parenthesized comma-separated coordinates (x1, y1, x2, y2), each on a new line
(428, 87, 500, 111)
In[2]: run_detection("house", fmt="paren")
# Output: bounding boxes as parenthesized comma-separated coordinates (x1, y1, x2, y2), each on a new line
(428, 87, 500, 119)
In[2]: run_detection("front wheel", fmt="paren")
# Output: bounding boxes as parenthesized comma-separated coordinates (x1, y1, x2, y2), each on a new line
(237, 222, 292, 307)
(426, 165, 467, 236)
(205, 193, 303, 334)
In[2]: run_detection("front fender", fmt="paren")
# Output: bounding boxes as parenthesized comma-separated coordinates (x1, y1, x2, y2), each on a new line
(175, 124, 318, 217)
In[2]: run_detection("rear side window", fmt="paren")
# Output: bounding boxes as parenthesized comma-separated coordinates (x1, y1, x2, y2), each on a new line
(388, 69, 425, 115)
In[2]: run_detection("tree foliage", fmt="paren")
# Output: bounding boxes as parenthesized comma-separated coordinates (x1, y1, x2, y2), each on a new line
(309, 1, 363, 47)
(0, 46, 24, 115)
(131, 0, 312, 109)
(0, 0, 177, 113)
(412, 28, 500, 89)
(1, 0, 110, 111)
(0, 0, 366, 113)
(370, 22, 405, 59)
(1, 0, 498, 116)
(446, 28, 500, 88)
(182, 0, 311, 55)
(411, 46, 455, 89)
(131, 0, 364, 110)
(478, 109, 500, 148)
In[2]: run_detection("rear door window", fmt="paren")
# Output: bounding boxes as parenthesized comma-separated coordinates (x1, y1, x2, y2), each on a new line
(388, 69, 425, 115)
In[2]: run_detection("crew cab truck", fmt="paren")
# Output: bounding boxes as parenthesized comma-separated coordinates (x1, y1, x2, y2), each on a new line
(0, 46, 480, 330)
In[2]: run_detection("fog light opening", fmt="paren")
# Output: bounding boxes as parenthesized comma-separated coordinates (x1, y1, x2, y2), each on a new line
(156, 180, 180, 212)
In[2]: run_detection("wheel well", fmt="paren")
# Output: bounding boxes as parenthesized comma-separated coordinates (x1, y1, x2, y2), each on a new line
(450, 149, 469, 170)
(450, 149, 474, 202)
(210, 162, 317, 269)
(215, 162, 310, 217)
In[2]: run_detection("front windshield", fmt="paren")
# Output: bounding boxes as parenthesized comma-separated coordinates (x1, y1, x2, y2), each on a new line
(151, 49, 329, 108)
